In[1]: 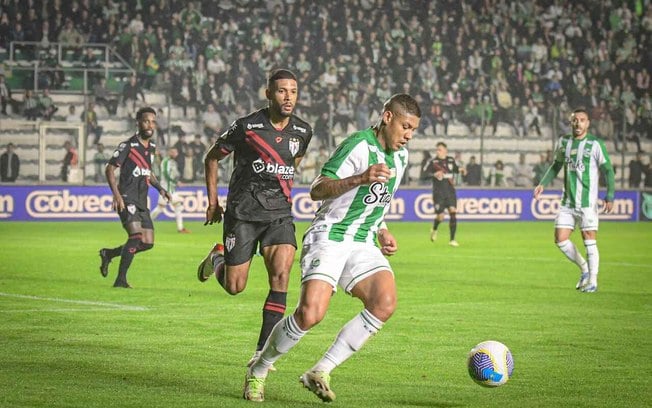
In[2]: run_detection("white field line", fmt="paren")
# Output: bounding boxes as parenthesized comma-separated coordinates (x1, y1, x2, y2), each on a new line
(419, 254, 652, 269)
(0, 292, 148, 312)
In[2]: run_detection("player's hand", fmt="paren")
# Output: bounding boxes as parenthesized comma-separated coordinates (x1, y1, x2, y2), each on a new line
(434, 170, 444, 181)
(162, 190, 172, 202)
(112, 196, 125, 212)
(533, 185, 544, 200)
(378, 229, 397, 256)
(603, 200, 614, 213)
(205, 203, 224, 225)
(364, 163, 391, 184)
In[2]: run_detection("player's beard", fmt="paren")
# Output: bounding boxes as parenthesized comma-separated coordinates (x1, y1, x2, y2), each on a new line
(139, 130, 154, 140)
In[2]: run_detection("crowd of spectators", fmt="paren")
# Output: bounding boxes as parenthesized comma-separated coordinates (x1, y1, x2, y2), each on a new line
(0, 0, 651, 183)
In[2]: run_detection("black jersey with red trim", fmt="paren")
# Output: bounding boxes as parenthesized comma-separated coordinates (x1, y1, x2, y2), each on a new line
(108, 134, 157, 209)
(426, 155, 458, 192)
(215, 108, 312, 221)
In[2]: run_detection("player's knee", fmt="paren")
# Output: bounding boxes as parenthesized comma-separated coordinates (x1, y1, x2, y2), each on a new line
(295, 304, 326, 330)
(369, 293, 396, 322)
(222, 273, 247, 295)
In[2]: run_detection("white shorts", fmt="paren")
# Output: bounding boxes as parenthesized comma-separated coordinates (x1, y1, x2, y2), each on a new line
(155, 191, 182, 206)
(554, 206, 599, 231)
(299, 239, 393, 294)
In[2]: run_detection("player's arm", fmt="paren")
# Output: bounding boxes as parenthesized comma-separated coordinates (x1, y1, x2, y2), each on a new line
(597, 141, 615, 213)
(204, 142, 229, 224)
(534, 147, 563, 199)
(149, 171, 171, 202)
(105, 163, 124, 212)
(310, 163, 391, 201)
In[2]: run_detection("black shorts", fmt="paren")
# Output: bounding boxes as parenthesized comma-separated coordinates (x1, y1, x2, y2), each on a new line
(222, 212, 297, 266)
(118, 203, 154, 229)
(432, 189, 457, 214)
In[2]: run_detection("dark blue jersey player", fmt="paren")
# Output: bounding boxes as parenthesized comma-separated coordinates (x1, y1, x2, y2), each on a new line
(197, 69, 313, 368)
(98, 107, 172, 288)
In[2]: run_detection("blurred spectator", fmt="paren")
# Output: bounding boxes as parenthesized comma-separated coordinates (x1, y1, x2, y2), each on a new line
(486, 160, 507, 187)
(93, 143, 110, 183)
(0, 143, 20, 182)
(181, 146, 196, 183)
(513, 153, 532, 187)
(121, 75, 146, 111)
(61, 141, 78, 182)
(202, 103, 223, 139)
(81, 102, 103, 145)
(93, 78, 118, 115)
(464, 156, 482, 186)
(173, 133, 189, 176)
(645, 157, 652, 189)
(156, 107, 169, 147)
(533, 153, 550, 186)
(629, 152, 645, 188)
(172, 76, 197, 118)
(0, 74, 17, 115)
(190, 134, 206, 179)
(38, 89, 58, 120)
(65, 105, 79, 123)
(22, 90, 40, 120)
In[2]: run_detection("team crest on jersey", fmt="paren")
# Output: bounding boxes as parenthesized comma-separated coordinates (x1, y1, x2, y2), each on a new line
(127, 204, 136, 214)
(225, 234, 236, 252)
(289, 137, 300, 157)
(275, 136, 282, 143)
(310, 258, 320, 269)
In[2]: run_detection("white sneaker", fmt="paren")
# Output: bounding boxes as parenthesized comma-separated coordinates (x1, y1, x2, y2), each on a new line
(449, 240, 459, 247)
(581, 284, 598, 293)
(247, 351, 276, 372)
(575, 272, 589, 290)
(430, 229, 438, 242)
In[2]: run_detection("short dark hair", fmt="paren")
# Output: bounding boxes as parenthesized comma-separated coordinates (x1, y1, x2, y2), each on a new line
(572, 108, 589, 117)
(136, 107, 156, 120)
(436, 142, 447, 148)
(383, 93, 421, 118)
(267, 69, 297, 89)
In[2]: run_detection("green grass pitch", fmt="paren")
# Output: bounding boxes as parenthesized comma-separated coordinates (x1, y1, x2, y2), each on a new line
(0, 220, 650, 407)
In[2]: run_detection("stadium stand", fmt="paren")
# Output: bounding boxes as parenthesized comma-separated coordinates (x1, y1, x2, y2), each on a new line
(0, 0, 650, 186)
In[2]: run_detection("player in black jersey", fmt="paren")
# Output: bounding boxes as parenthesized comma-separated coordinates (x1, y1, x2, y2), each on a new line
(425, 142, 460, 246)
(98, 107, 171, 288)
(197, 69, 313, 368)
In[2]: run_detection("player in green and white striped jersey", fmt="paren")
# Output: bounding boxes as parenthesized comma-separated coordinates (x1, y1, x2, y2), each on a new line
(534, 108, 615, 293)
(246, 94, 421, 402)
(150, 147, 190, 233)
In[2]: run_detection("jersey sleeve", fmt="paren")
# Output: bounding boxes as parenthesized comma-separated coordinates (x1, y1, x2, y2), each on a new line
(108, 141, 130, 167)
(595, 138, 615, 201)
(297, 124, 313, 158)
(321, 138, 366, 180)
(215, 119, 243, 155)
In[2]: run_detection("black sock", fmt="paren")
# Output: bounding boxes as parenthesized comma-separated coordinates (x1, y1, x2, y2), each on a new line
(449, 213, 457, 240)
(136, 242, 153, 253)
(115, 234, 141, 286)
(433, 218, 441, 230)
(106, 246, 122, 259)
(256, 290, 287, 351)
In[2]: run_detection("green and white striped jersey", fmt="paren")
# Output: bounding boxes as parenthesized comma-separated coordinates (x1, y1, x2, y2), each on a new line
(307, 128, 408, 244)
(159, 157, 180, 193)
(552, 133, 613, 209)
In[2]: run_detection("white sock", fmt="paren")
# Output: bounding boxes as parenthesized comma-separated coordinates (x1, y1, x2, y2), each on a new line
(312, 309, 384, 374)
(584, 239, 599, 285)
(150, 204, 165, 220)
(174, 203, 183, 230)
(556, 240, 588, 273)
(250, 314, 306, 378)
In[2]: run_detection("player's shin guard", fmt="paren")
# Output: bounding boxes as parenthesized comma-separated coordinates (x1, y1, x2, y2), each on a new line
(557, 240, 589, 272)
(250, 314, 306, 378)
(584, 239, 599, 285)
(449, 212, 457, 241)
(115, 233, 142, 286)
(257, 291, 287, 350)
(312, 309, 384, 374)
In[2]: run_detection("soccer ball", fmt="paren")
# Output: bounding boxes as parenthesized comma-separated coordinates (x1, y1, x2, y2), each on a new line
(467, 340, 514, 387)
